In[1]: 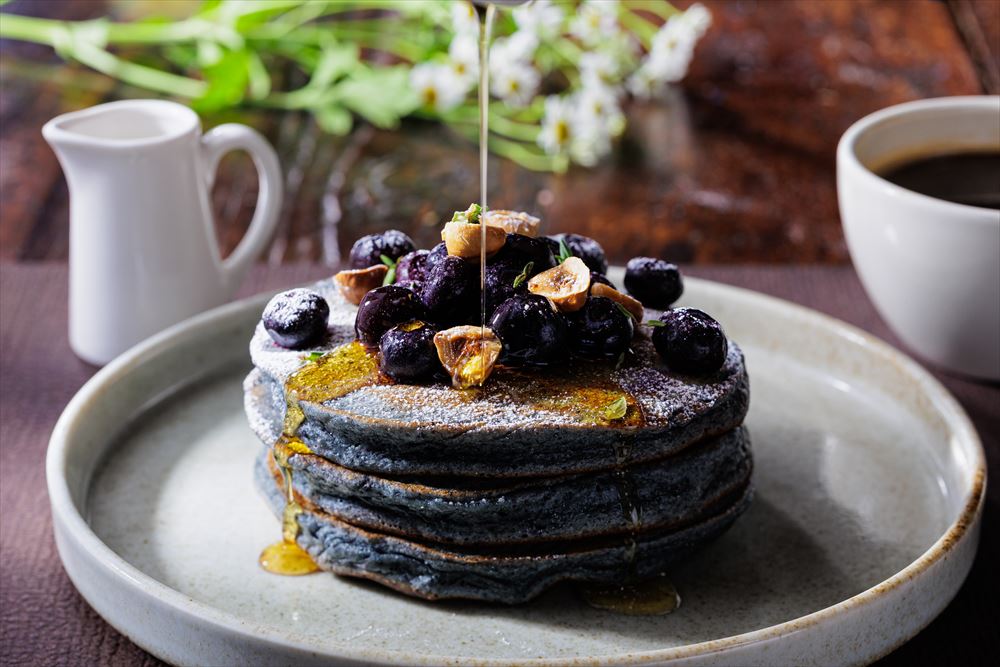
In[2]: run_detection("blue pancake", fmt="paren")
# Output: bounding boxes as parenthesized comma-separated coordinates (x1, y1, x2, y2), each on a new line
(244, 277, 754, 602)
(254, 449, 754, 603)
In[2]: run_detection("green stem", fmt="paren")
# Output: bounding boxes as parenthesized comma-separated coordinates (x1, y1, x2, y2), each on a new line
(620, 9, 657, 46)
(626, 1, 681, 21)
(72, 42, 207, 97)
(488, 135, 561, 172)
(0, 13, 63, 43)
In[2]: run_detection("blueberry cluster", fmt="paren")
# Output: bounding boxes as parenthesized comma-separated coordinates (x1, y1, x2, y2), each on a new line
(262, 223, 730, 382)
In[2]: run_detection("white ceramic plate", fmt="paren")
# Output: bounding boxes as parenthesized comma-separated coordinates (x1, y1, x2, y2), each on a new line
(48, 273, 985, 667)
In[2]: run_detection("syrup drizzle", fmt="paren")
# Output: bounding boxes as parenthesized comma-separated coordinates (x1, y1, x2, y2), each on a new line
(477, 3, 497, 386)
(580, 431, 682, 615)
(258, 437, 320, 575)
(260, 342, 381, 576)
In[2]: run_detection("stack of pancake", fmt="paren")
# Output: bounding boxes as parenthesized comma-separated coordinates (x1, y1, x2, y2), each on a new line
(244, 278, 752, 603)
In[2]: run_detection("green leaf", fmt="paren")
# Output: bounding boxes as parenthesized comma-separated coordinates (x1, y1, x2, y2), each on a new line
(646, 319, 666, 328)
(512, 262, 534, 289)
(382, 266, 396, 286)
(302, 351, 323, 362)
(450, 203, 483, 224)
(310, 43, 358, 90)
(193, 48, 249, 112)
(335, 65, 419, 129)
(614, 301, 636, 321)
(379, 254, 396, 268)
(316, 105, 352, 135)
(603, 396, 628, 421)
(557, 239, 573, 263)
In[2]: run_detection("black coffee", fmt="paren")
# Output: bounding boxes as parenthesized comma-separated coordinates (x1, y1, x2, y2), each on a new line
(879, 151, 1000, 210)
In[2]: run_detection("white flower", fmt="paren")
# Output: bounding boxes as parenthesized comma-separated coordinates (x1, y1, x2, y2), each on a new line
(410, 63, 467, 113)
(569, 0, 619, 46)
(538, 95, 611, 167)
(625, 65, 658, 98)
(490, 60, 540, 108)
(448, 33, 479, 85)
(490, 30, 538, 65)
(451, 0, 479, 36)
(579, 51, 619, 89)
(680, 3, 712, 37)
(627, 11, 703, 97)
(512, 0, 564, 38)
(576, 83, 625, 138)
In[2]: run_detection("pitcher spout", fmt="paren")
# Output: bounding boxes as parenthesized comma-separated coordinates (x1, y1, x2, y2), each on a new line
(42, 99, 200, 162)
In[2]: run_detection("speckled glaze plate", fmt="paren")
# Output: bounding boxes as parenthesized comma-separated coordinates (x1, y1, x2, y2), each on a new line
(48, 271, 985, 667)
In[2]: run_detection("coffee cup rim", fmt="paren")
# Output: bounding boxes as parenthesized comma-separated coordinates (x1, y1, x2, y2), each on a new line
(837, 95, 1000, 223)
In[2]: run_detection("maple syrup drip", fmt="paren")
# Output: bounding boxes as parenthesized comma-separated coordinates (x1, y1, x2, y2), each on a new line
(284, 341, 382, 433)
(481, 364, 645, 427)
(581, 574, 682, 616)
(259, 437, 320, 576)
(578, 435, 682, 615)
(611, 436, 641, 576)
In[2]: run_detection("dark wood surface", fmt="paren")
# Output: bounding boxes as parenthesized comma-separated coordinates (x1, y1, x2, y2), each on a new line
(0, 263, 997, 666)
(1, 0, 996, 266)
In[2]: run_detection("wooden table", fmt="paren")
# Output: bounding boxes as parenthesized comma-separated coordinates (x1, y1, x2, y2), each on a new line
(1, 1, 998, 665)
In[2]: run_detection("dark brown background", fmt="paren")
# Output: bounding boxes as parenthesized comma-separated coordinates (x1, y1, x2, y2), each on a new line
(1, 0, 998, 665)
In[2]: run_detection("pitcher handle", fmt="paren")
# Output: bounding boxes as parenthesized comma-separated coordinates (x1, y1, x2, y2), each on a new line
(200, 124, 283, 291)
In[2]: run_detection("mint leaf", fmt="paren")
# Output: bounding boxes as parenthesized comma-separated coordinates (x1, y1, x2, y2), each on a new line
(557, 239, 573, 263)
(646, 319, 666, 327)
(382, 265, 396, 286)
(614, 301, 636, 321)
(451, 203, 483, 224)
(301, 351, 323, 362)
(512, 261, 534, 289)
(379, 254, 396, 268)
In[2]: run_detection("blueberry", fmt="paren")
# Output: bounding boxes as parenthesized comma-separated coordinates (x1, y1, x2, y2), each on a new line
(624, 257, 683, 309)
(483, 261, 527, 320)
(355, 285, 426, 349)
(651, 308, 728, 375)
(426, 242, 448, 270)
(421, 255, 479, 326)
(379, 321, 441, 383)
(589, 272, 614, 293)
(395, 249, 431, 292)
(262, 289, 330, 350)
(481, 234, 553, 319)
(547, 233, 608, 274)
(489, 294, 569, 366)
(568, 296, 633, 360)
(498, 233, 557, 273)
(349, 230, 416, 269)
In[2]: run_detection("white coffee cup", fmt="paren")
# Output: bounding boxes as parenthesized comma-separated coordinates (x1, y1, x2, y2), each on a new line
(837, 96, 1000, 381)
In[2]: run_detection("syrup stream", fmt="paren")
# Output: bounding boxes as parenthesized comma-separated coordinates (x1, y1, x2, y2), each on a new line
(478, 3, 496, 385)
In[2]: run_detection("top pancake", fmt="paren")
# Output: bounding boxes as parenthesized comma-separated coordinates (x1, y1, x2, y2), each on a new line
(248, 278, 750, 477)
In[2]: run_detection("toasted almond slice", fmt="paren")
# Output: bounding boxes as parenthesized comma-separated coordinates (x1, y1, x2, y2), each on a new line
(442, 220, 507, 260)
(528, 256, 591, 312)
(591, 282, 644, 322)
(434, 325, 502, 389)
(483, 209, 541, 237)
(334, 265, 388, 305)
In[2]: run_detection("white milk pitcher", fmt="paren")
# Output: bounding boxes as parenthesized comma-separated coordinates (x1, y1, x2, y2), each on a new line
(43, 99, 282, 365)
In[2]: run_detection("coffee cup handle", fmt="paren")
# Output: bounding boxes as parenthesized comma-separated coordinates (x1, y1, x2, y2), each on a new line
(200, 124, 283, 292)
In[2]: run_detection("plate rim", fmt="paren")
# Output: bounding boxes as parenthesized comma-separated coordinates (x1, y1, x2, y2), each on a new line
(47, 276, 986, 666)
